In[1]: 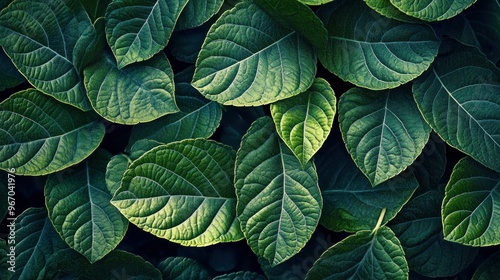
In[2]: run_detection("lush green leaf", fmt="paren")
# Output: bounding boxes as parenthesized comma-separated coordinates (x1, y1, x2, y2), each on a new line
(105, 0, 189, 68)
(339, 86, 431, 186)
(192, 1, 316, 106)
(271, 78, 336, 167)
(176, 0, 223, 30)
(0, 89, 105, 176)
(413, 42, 500, 172)
(390, 0, 477, 21)
(157, 257, 210, 280)
(472, 251, 500, 280)
(317, 0, 440, 90)
(235, 116, 322, 266)
(0, 49, 24, 91)
(45, 149, 128, 263)
(0, 0, 97, 110)
(305, 227, 408, 280)
(213, 271, 267, 280)
(112, 139, 243, 246)
(105, 153, 132, 194)
(442, 157, 500, 246)
(84, 52, 178, 125)
(364, 0, 423, 23)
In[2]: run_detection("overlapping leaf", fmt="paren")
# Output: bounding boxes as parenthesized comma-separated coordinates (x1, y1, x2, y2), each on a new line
(45, 149, 128, 263)
(105, 0, 189, 68)
(317, 0, 440, 90)
(0, 89, 105, 176)
(235, 116, 322, 266)
(390, 0, 477, 21)
(339, 86, 431, 186)
(442, 157, 500, 246)
(192, 1, 316, 106)
(84, 52, 178, 125)
(176, 0, 223, 30)
(0, 49, 24, 91)
(105, 154, 132, 194)
(472, 252, 500, 280)
(271, 78, 336, 167)
(157, 257, 210, 280)
(112, 139, 243, 246)
(413, 42, 500, 172)
(364, 0, 423, 23)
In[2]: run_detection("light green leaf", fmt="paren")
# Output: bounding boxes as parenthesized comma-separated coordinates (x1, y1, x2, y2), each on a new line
(0, 89, 105, 176)
(105, 0, 189, 68)
(472, 251, 500, 280)
(0, 49, 24, 91)
(45, 149, 128, 263)
(390, 190, 479, 277)
(317, 0, 440, 90)
(271, 78, 336, 166)
(176, 0, 224, 30)
(339, 86, 431, 186)
(413, 42, 500, 172)
(305, 227, 408, 280)
(192, 1, 316, 106)
(0, 0, 96, 111)
(364, 0, 423, 23)
(316, 140, 418, 232)
(442, 157, 500, 246)
(157, 257, 210, 280)
(105, 153, 132, 194)
(390, 0, 477, 21)
(213, 271, 267, 280)
(112, 139, 243, 246)
(235, 116, 322, 266)
(84, 52, 178, 125)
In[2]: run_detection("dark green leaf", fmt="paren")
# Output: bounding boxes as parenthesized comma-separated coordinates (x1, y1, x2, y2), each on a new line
(176, 0, 223, 30)
(409, 133, 447, 191)
(218, 106, 266, 150)
(364, 0, 423, 23)
(390, 0, 477, 21)
(157, 257, 210, 280)
(80, 0, 111, 22)
(213, 271, 267, 280)
(0, 50, 24, 91)
(168, 26, 208, 64)
(0, 239, 14, 279)
(472, 251, 500, 280)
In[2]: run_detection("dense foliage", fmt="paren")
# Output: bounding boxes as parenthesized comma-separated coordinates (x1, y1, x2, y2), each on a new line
(0, 0, 499, 279)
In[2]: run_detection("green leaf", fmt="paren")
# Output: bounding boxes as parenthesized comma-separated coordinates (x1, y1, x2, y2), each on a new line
(218, 106, 266, 150)
(168, 26, 208, 64)
(105, 153, 132, 194)
(271, 78, 336, 166)
(317, 0, 440, 90)
(157, 257, 210, 280)
(192, 1, 316, 106)
(0, 0, 96, 111)
(413, 42, 500, 172)
(472, 251, 500, 280)
(338, 86, 431, 186)
(84, 52, 178, 125)
(0, 171, 8, 222)
(409, 133, 447, 191)
(390, 190, 479, 277)
(235, 116, 322, 266)
(81, 0, 111, 22)
(112, 139, 243, 246)
(0, 239, 14, 279)
(363, 0, 423, 23)
(176, 0, 224, 30)
(316, 140, 418, 232)
(0, 89, 105, 176)
(213, 271, 267, 280)
(297, 0, 333, 5)
(442, 156, 500, 246)
(45, 149, 128, 263)
(105, 0, 189, 68)
(390, 0, 477, 21)
(0, 49, 24, 91)
(305, 227, 408, 280)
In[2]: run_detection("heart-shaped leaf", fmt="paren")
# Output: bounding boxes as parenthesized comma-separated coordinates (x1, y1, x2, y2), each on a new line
(390, 0, 477, 21)
(0, 89, 105, 176)
(157, 257, 210, 280)
(271, 78, 336, 167)
(176, 0, 224, 30)
(235, 116, 322, 266)
(192, 1, 316, 106)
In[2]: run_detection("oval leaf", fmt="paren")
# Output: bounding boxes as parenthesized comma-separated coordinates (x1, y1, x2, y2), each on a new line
(84, 52, 178, 125)
(413, 42, 500, 172)
(271, 78, 336, 167)
(305, 227, 408, 280)
(45, 149, 128, 263)
(105, 0, 189, 68)
(157, 257, 210, 280)
(176, 0, 224, 30)
(442, 157, 500, 246)
(317, 0, 439, 90)
(390, 0, 477, 21)
(235, 116, 322, 266)
(192, 1, 316, 106)
(339, 86, 431, 186)
(0, 89, 105, 176)
(112, 139, 243, 246)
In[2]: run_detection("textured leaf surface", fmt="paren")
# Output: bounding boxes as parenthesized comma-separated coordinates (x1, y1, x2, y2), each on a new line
(105, 153, 132, 194)
(305, 227, 408, 280)
(364, 0, 423, 22)
(390, 0, 477, 21)
(317, 140, 418, 232)
(0, 89, 105, 176)
(84, 52, 178, 125)
(318, 0, 439, 90)
(413, 43, 500, 172)
(235, 117, 322, 266)
(192, 1, 316, 106)
(472, 252, 500, 280)
(45, 149, 128, 263)
(176, 0, 223, 30)
(297, 0, 333, 4)
(112, 139, 243, 246)
(339, 86, 431, 186)
(390, 190, 478, 277)
(157, 257, 210, 280)
(271, 78, 336, 166)
(0, 0, 95, 110)
(105, 0, 188, 68)
(442, 157, 500, 246)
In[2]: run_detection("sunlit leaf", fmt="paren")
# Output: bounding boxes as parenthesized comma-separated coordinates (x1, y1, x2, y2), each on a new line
(364, 0, 423, 23)
(390, 0, 477, 21)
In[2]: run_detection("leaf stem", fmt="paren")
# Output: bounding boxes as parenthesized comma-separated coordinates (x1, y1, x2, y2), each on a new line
(373, 208, 386, 233)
